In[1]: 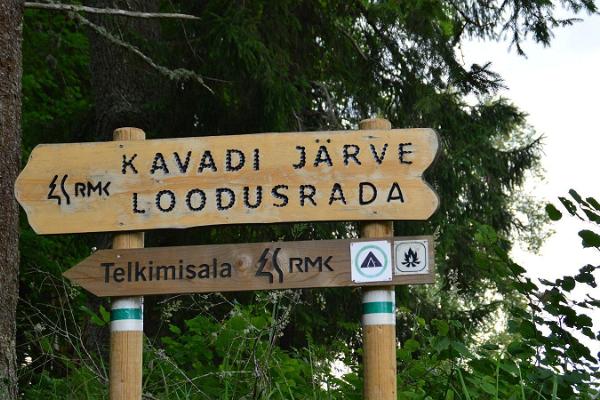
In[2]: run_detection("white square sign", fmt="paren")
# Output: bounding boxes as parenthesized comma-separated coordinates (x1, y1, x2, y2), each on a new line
(394, 240, 429, 275)
(350, 240, 392, 283)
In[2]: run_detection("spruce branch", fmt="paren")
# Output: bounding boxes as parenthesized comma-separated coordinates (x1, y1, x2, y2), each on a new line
(24, 1, 200, 20)
(335, 24, 368, 61)
(72, 12, 213, 93)
(312, 81, 341, 129)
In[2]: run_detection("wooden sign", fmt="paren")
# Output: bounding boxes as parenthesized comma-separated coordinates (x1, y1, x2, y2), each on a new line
(15, 128, 439, 234)
(63, 236, 435, 297)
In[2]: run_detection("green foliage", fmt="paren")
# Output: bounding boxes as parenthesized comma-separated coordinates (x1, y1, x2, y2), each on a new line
(151, 302, 334, 399)
(16, 1, 600, 399)
(21, 206, 600, 398)
(381, 193, 600, 398)
(579, 230, 600, 248)
(545, 203, 563, 221)
(23, 368, 105, 400)
(21, 9, 92, 151)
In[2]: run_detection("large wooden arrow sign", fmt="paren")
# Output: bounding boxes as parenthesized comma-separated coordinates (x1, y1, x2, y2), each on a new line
(16, 128, 439, 234)
(64, 236, 434, 297)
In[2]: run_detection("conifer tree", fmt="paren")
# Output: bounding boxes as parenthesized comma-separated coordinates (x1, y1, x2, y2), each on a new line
(12, 0, 599, 398)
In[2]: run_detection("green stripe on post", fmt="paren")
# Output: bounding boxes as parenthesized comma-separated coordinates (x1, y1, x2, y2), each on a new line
(111, 308, 142, 321)
(362, 301, 394, 314)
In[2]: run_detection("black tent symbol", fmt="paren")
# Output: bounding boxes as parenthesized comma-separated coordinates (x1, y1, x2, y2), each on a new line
(360, 251, 383, 268)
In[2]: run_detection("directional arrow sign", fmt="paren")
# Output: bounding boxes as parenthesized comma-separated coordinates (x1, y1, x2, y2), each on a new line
(15, 128, 439, 234)
(63, 236, 435, 297)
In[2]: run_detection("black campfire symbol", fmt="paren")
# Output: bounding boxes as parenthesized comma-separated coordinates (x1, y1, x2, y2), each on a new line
(401, 248, 420, 268)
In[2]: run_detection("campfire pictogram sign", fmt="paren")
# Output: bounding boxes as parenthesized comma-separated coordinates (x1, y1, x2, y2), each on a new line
(394, 240, 429, 274)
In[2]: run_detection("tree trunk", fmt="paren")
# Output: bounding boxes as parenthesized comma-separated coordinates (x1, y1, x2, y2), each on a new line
(0, 0, 23, 398)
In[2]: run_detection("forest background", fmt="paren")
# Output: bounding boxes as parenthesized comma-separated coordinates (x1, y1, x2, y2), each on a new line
(1, 0, 600, 399)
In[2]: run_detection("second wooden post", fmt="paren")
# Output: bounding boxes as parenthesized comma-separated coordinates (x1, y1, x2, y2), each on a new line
(359, 118, 397, 399)
(110, 127, 145, 400)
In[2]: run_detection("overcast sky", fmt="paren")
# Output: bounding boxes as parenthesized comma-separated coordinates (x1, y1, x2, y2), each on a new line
(462, 12, 600, 358)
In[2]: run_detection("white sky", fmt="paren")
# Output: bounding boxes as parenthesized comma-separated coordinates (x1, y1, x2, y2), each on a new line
(462, 13, 600, 359)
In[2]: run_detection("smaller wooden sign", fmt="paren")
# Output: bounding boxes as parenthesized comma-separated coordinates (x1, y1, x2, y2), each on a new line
(64, 236, 435, 297)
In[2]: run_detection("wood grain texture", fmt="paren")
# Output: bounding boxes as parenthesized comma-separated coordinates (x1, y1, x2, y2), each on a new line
(363, 325, 397, 399)
(360, 118, 396, 400)
(110, 127, 144, 400)
(63, 236, 435, 297)
(15, 128, 440, 234)
(110, 331, 143, 400)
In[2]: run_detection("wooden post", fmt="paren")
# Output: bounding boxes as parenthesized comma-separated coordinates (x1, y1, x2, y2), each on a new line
(359, 118, 397, 400)
(110, 127, 145, 400)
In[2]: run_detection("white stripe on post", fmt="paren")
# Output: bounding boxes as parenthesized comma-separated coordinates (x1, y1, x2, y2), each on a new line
(362, 289, 396, 326)
(111, 297, 143, 332)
